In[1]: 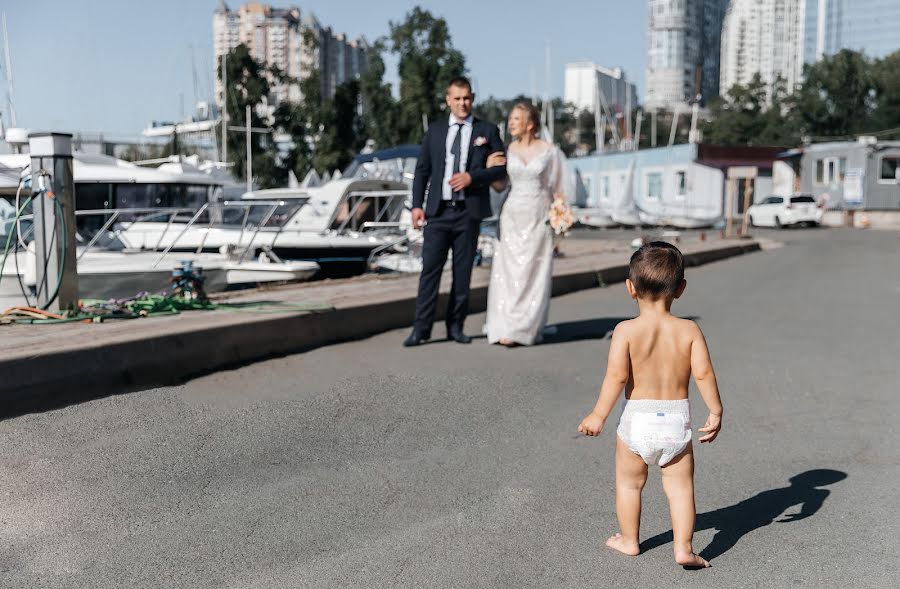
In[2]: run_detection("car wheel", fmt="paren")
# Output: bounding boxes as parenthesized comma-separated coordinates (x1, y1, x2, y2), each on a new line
(775, 216, 782, 228)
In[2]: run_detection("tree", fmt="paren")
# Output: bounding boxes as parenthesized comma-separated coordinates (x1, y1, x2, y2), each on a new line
(389, 7, 466, 143)
(793, 49, 877, 139)
(703, 73, 770, 144)
(870, 50, 900, 137)
(312, 80, 365, 173)
(272, 41, 323, 182)
(218, 44, 274, 184)
(359, 39, 400, 149)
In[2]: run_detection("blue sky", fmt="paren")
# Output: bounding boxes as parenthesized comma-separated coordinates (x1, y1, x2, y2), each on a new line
(2, 0, 647, 136)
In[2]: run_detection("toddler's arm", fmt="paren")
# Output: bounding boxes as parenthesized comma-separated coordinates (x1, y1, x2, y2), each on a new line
(578, 323, 630, 436)
(690, 324, 723, 443)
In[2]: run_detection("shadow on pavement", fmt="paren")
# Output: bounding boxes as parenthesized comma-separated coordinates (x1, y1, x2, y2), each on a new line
(541, 316, 699, 344)
(640, 469, 848, 562)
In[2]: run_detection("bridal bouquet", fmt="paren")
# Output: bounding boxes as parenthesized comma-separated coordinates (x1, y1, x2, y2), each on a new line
(549, 196, 574, 236)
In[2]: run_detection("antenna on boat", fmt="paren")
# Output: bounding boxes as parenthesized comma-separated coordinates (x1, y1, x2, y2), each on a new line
(190, 44, 202, 111)
(220, 52, 227, 164)
(633, 110, 643, 151)
(530, 65, 537, 105)
(1, 12, 17, 128)
(668, 104, 681, 147)
(688, 99, 701, 144)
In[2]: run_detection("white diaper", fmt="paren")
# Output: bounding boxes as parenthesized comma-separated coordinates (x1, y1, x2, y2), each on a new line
(616, 399, 692, 466)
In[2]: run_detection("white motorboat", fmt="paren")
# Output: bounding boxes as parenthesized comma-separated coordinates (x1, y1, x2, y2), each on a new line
(115, 178, 412, 278)
(1, 239, 320, 303)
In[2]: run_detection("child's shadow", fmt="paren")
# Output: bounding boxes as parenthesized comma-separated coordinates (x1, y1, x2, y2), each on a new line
(641, 469, 847, 561)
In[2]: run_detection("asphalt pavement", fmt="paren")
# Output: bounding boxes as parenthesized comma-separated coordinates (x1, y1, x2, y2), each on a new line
(0, 227, 897, 588)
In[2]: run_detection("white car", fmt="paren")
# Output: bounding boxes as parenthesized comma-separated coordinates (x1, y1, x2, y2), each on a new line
(748, 194, 823, 228)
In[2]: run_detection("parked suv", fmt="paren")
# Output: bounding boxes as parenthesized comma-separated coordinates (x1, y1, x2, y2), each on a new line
(747, 194, 823, 228)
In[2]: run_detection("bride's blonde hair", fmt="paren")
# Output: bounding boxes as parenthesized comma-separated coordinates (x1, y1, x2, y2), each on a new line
(512, 101, 541, 138)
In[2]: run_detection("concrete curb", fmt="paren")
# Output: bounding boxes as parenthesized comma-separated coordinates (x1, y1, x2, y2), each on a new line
(0, 241, 760, 415)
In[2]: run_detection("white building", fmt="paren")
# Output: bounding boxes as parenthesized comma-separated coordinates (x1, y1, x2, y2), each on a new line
(719, 0, 805, 100)
(564, 63, 638, 115)
(213, 2, 367, 111)
(645, 0, 704, 110)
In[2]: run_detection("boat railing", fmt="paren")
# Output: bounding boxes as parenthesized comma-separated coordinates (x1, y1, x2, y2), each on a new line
(364, 230, 424, 269)
(141, 200, 298, 268)
(3, 201, 302, 270)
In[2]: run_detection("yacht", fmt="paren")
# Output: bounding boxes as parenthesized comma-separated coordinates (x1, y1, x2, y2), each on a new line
(115, 178, 412, 278)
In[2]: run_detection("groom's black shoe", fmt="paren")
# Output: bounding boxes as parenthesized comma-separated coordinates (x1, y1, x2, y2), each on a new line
(447, 327, 472, 344)
(403, 329, 430, 347)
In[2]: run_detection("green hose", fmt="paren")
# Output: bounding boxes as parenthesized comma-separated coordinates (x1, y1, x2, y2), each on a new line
(0, 195, 34, 291)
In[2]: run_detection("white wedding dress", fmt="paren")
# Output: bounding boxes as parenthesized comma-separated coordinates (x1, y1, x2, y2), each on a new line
(485, 146, 567, 345)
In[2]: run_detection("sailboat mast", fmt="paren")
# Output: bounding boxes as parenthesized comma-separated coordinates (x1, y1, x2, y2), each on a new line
(221, 53, 227, 164)
(2, 12, 16, 127)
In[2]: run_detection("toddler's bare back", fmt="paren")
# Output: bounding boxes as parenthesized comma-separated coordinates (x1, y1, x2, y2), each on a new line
(619, 314, 701, 401)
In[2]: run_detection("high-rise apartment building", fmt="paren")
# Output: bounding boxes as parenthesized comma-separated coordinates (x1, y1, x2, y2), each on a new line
(645, 0, 730, 110)
(213, 2, 367, 112)
(700, 0, 730, 103)
(645, 0, 703, 110)
(802, 0, 900, 63)
(719, 0, 805, 99)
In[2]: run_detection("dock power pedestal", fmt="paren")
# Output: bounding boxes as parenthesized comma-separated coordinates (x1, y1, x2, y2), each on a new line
(28, 132, 79, 311)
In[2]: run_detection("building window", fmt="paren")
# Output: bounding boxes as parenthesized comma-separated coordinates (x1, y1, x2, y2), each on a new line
(815, 157, 845, 185)
(880, 156, 900, 182)
(646, 172, 662, 198)
(675, 170, 687, 196)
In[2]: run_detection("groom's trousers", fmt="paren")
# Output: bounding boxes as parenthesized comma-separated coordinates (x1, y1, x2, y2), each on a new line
(413, 200, 481, 336)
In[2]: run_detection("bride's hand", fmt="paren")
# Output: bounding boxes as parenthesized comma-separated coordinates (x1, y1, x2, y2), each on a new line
(487, 152, 506, 168)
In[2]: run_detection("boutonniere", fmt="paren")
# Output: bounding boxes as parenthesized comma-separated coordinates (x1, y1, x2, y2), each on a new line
(473, 136, 488, 147)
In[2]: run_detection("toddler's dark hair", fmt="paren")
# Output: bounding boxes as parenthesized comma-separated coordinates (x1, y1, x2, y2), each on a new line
(629, 241, 685, 300)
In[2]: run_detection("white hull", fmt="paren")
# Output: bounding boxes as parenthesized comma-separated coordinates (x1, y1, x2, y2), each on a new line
(574, 207, 618, 228)
(1, 249, 319, 303)
(223, 260, 319, 284)
(371, 253, 423, 274)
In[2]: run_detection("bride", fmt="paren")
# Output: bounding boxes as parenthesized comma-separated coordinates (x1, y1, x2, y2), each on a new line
(484, 101, 570, 346)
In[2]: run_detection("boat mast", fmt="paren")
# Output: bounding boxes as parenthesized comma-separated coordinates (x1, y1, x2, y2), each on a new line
(221, 52, 227, 164)
(2, 12, 17, 127)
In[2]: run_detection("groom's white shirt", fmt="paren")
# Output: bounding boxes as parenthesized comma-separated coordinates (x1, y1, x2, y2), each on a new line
(442, 113, 473, 200)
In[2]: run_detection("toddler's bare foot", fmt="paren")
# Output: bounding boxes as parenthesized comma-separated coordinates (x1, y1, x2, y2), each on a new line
(674, 550, 710, 568)
(605, 533, 640, 556)
(498, 338, 516, 347)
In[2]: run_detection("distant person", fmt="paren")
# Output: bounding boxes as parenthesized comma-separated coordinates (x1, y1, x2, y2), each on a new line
(483, 101, 572, 346)
(578, 242, 724, 568)
(403, 76, 507, 347)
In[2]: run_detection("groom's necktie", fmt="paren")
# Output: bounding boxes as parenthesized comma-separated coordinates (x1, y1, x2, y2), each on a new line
(450, 122, 464, 200)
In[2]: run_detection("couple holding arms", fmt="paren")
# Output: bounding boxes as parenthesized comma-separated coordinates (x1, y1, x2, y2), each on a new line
(403, 76, 568, 349)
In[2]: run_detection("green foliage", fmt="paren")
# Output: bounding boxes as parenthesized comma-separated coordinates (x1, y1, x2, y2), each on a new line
(868, 50, 900, 138)
(704, 49, 899, 145)
(218, 43, 273, 182)
(388, 7, 466, 143)
(359, 39, 400, 148)
(703, 73, 788, 145)
(312, 80, 365, 173)
(794, 49, 876, 139)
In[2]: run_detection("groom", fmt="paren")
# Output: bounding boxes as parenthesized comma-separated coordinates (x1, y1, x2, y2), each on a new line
(403, 76, 507, 347)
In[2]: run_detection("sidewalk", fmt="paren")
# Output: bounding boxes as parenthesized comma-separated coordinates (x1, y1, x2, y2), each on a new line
(0, 235, 760, 414)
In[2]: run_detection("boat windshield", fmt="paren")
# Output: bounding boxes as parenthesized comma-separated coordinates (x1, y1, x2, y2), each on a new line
(220, 201, 305, 228)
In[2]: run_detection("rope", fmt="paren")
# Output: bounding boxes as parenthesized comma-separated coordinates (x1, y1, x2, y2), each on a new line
(1, 291, 333, 325)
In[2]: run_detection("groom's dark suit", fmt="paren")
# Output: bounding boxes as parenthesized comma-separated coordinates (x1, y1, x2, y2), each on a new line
(410, 116, 506, 338)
